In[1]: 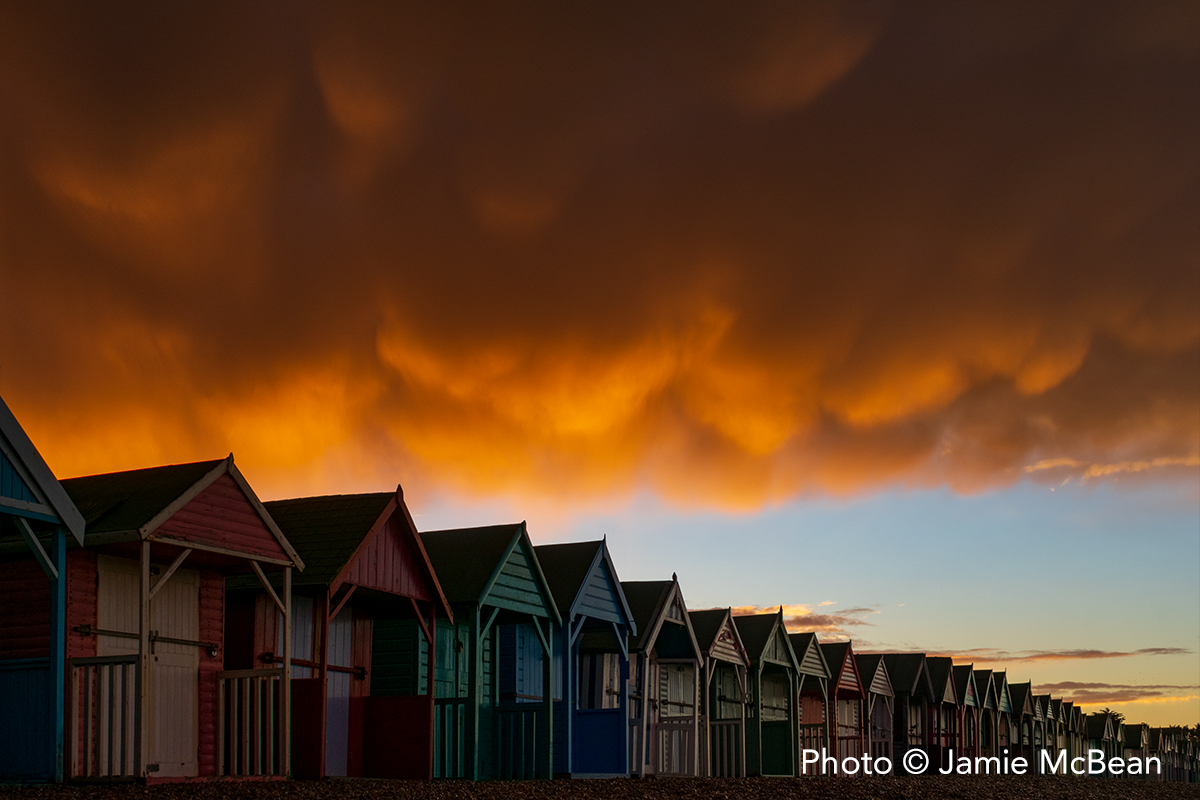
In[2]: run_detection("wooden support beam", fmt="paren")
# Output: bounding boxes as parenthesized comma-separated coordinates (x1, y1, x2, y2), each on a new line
(530, 614, 551, 657)
(14, 516, 56, 580)
(251, 561, 286, 615)
(138, 540, 151, 776)
(426, 602, 436, 779)
(149, 547, 192, 601)
(410, 597, 433, 645)
(541, 617, 553, 779)
(479, 606, 500, 640)
(282, 567, 292, 777)
(328, 584, 356, 623)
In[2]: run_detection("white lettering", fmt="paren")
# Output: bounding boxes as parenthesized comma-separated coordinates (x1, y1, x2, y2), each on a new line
(1088, 749, 1106, 775)
(1011, 756, 1028, 775)
(1042, 749, 1067, 775)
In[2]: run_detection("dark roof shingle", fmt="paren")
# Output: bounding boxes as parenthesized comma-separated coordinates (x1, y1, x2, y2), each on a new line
(62, 460, 224, 535)
(421, 524, 522, 604)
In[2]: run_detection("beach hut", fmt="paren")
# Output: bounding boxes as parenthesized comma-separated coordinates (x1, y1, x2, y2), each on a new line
(533, 540, 636, 778)
(1007, 681, 1037, 766)
(819, 641, 866, 763)
(1084, 712, 1116, 776)
(420, 522, 560, 780)
(0, 396, 86, 782)
(855, 654, 894, 765)
(225, 488, 453, 779)
(688, 608, 748, 777)
(790, 632, 831, 755)
(1123, 722, 1150, 776)
(974, 669, 998, 757)
(621, 576, 703, 777)
(992, 671, 1014, 752)
(925, 657, 958, 771)
(732, 610, 799, 777)
(882, 654, 936, 775)
(58, 456, 304, 780)
(953, 665, 979, 759)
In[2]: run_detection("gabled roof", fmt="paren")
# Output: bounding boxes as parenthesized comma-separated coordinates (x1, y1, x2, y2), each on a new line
(1007, 681, 1035, 718)
(820, 640, 864, 697)
(61, 455, 302, 568)
(925, 657, 958, 706)
(974, 669, 997, 710)
(533, 539, 635, 632)
(855, 653, 895, 698)
(882, 653, 936, 702)
(0, 395, 85, 543)
(789, 632, 831, 681)
(260, 488, 452, 619)
(620, 577, 701, 660)
(688, 608, 748, 667)
(421, 521, 560, 624)
(421, 523, 522, 603)
(993, 671, 1013, 713)
(732, 609, 799, 671)
(265, 492, 392, 585)
(1085, 713, 1113, 740)
(953, 665, 978, 708)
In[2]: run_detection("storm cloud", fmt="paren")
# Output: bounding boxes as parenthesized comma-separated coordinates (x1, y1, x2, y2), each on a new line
(1, 1, 1196, 505)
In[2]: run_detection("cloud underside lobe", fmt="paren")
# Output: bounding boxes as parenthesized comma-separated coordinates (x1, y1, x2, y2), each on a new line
(1037, 681, 1200, 706)
(1, 2, 1197, 504)
(926, 647, 1192, 664)
(730, 603, 879, 640)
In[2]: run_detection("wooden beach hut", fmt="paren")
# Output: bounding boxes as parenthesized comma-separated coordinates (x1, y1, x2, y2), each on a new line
(882, 654, 936, 775)
(689, 608, 748, 777)
(820, 641, 866, 762)
(855, 653, 894, 764)
(1007, 681, 1037, 765)
(58, 456, 304, 780)
(925, 657, 958, 771)
(732, 610, 799, 777)
(992, 671, 1014, 751)
(0, 396, 86, 782)
(973, 669, 999, 757)
(225, 488, 453, 779)
(420, 522, 560, 780)
(621, 576, 703, 777)
(790, 632, 831, 754)
(533, 540, 636, 778)
(1085, 712, 1116, 775)
(953, 665, 980, 759)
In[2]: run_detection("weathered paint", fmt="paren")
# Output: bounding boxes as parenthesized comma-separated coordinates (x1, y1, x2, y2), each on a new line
(154, 474, 288, 562)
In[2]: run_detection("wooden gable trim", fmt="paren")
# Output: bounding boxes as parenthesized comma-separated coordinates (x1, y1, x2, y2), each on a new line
(225, 458, 304, 570)
(758, 611, 800, 672)
(329, 495, 397, 595)
(709, 608, 749, 667)
(393, 485, 453, 622)
(639, 577, 702, 662)
(0, 395, 86, 543)
(837, 647, 864, 694)
(867, 657, 894, 698)
(139, 458, 230, 539)
(478, 521, 561, 624)
(566, 538, 636, 635)
(795, 635, 831, 681)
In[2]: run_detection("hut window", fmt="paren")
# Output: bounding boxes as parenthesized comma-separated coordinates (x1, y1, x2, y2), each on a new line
(579, 652, 620, 709)
(760, 672, 789, 722)
(658, 663, 695, 718)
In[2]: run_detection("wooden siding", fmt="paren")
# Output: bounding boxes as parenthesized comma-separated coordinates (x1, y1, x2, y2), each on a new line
(573, 559, 622, 623)
(341, 513, 433, 601)
(0, 556, 50, 660)
(1, 448, 36, 503)
(762, 629, 789, 664)
(372, 618, 428, 696)
(708, 617, 746, 667)
(797, 643, 825, 678)
(837, 652, 861, 693)
(867, 664, 893, 698)
(153, 474, 287, 561)
(66, 550, 97, 660)
(198, 570, 223, 777)
(484, 545, 550, 617)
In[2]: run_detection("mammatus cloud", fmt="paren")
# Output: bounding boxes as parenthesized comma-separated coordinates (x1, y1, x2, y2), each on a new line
(1037, 681, 1200, 706)
(1, 2, 1196, 506)
(729, 603, 880, 640)
(924, 647, 1192, 664)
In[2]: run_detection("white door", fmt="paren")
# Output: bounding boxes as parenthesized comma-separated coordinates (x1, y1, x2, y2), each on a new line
(325, 607, 353, 777)
(97, 555, 199, 777)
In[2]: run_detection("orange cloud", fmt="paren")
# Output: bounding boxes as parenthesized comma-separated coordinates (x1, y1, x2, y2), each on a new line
(0, 3, 1195, 507)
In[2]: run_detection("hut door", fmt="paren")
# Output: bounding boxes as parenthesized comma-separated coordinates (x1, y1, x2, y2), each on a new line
(657, 662, 696, 775)
(95, 556, 199, 778)
(148, 567, 199, 777)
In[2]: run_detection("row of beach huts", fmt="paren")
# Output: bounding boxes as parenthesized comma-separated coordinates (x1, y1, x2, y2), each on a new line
(1, 394, 1196, 784)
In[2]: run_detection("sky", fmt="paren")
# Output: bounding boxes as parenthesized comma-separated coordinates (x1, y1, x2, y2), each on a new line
(0, 1, 1196, 725)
